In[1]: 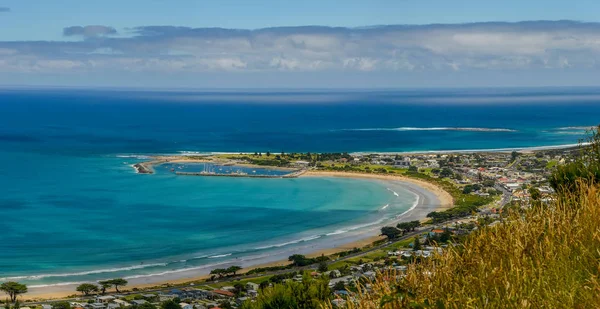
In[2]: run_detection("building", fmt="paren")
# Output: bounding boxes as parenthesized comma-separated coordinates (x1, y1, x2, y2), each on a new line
(211, 289, 235, 298)
(130, 300, 148, 306)
(96, 296, 115, 304)
(246, 282, 259, 291)
(393, 158, 411, 168)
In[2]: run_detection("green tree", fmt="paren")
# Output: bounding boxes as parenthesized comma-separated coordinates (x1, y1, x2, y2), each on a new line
(511, 151, 519, 162)
(0, 282, 27, 302)
(103, 278, 128, 293)
(98, 280, 112, 295)
(529, 187, 541, 201)
(380, 226, 401, 240)
(160, 300, 181, 309)
(332, 281, 346, 291)
(440, 168, 453, 178)
(226, 265, 242, 276)
(413, 237, 422, 251)
(218, 301, 234, 309)
(52, 302, 71, 309)
(440, 228, 452, 243)
(76, 283, 99, 296)
(317, 261, 328, 273)
(210, 268, 227, 278)
(288, 254, 313, 267)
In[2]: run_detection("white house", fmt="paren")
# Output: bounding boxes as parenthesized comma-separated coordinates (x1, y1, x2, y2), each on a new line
(246, 282, 260, 291)
(179, 303, 193, 309)
(96, 296, 115, 304)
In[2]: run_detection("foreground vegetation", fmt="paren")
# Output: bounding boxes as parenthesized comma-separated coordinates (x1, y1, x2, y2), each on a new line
(333, 181, 600, 308)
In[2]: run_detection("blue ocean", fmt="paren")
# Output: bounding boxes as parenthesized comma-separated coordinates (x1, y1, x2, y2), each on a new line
(0, 88, 598, 289)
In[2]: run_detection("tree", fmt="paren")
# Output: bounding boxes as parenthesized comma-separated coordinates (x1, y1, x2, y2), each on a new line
(104, 278, 127, 293)
(288, 254, 313, 267)
(440, 168, 454, 178)
(529, 187, 541, 201)
(52, 302, 71, 309)
(99, 280, 112, 295)
(440, 228, 452, 243)
(76, 283, 99, 296)
(0, 282, 27, 302)
(333, 281, 346, 291)
(218, 301, 234, 309)
(266, 151, 271, 157)
(511, 151, 520, 162)
(210, 268, 227, 278)
(317, 261, 328, 273)
(226, 265, 242, 276)
(413, 237, 422, 251)
(160, 300, 181, 309)
(380, 226, 401, 240)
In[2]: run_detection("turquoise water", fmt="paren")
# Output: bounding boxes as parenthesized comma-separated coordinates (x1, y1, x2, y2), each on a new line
(0, 151, 413, 287)
(0, 87, 597, 288)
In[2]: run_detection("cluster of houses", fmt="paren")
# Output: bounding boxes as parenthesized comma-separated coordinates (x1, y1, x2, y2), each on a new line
(48, 284, 262, 309)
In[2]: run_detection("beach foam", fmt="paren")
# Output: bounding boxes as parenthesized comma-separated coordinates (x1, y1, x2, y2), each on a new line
(0, 263, 168, 281)
(254, 235, 322, 250)
(341, 127, 517, 132)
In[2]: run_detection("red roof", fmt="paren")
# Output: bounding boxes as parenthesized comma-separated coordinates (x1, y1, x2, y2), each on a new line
(213, 289, 235, 297)
(431, 229, 445, 233)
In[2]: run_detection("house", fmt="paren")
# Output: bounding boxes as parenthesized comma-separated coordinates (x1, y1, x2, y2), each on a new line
(246, 290, 258, 298)
(393, 158, 411, 168)
(246, 282, 259, 291)
(328, 276, 354, 288)
(113, 299, 130, 307)
(221, 286, 236, 292)
(179, 303, 193, 309)
(295, 160, 310, 167)
(325, 269, 341, 278)
(96, 296, 115, 304)
(363, 271, 376, 280)
(141, 294, 157, 300)
(87, 303, 106, 309)
(130, 300, 147, 306)
(211, 289, 235, 298)
(158, 293, 177, 302)
(42, 305, 52, 309)
(236, 297, 249, 306)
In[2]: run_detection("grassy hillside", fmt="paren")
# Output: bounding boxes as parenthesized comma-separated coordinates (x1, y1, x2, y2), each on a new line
(331, 182, 600, 308)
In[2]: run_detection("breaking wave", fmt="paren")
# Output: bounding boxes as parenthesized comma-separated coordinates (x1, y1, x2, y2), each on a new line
(342, 127, 517, 132)
(0, 262, 168, 281)
(254, 235, 322, 250)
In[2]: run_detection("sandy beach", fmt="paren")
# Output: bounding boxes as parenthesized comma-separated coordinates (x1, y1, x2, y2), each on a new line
(24, 170, 453, 300)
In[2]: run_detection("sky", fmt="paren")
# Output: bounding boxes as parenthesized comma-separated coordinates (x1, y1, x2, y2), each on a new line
(1, 0, 600, 88)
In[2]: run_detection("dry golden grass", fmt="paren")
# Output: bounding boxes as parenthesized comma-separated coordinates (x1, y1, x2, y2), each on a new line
(327, 182, 600, 309)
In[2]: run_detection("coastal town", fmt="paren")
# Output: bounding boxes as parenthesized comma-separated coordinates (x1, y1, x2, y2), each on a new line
(2, 145, 581, 309)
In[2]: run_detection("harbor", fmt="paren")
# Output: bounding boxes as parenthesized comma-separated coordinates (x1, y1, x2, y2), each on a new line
(174, 169, 306, 178)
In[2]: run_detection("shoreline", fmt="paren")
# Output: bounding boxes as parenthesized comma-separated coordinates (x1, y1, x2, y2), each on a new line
(24, 171, 453, 300)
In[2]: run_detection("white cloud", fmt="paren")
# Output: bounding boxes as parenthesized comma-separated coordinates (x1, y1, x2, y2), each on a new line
(2, 21, 600, 75)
